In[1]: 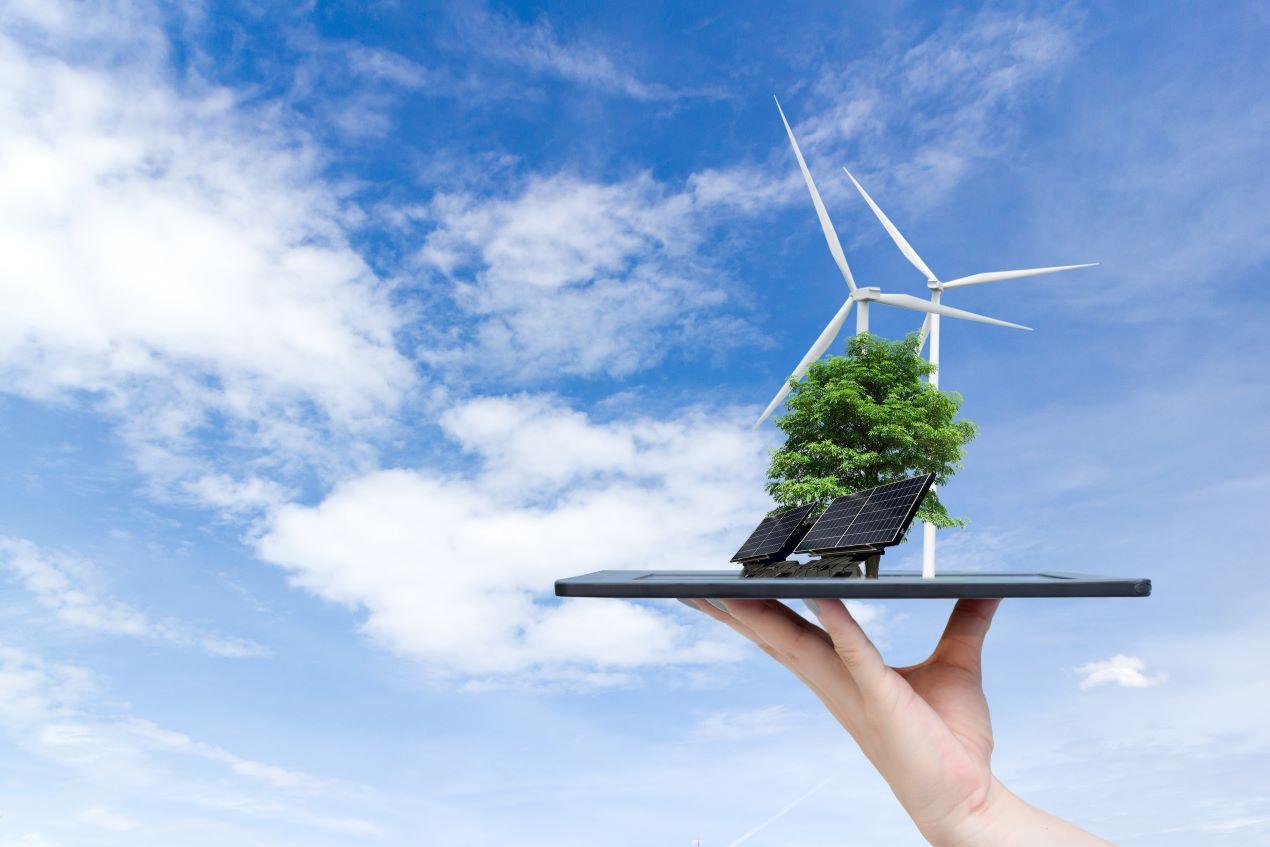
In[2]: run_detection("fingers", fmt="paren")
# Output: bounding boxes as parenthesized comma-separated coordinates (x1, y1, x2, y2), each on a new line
(679, 597, 891, 706)
(805, 598, 895, 698)
(681, 598, 791, 666)
(692, 598, 887, 737)
(710, 599, 847, 682)
(934, 599, 1001, 672)
(720, 599, 864, 689)
(679, 600, 861, 698)
(679, 599, 838, 701)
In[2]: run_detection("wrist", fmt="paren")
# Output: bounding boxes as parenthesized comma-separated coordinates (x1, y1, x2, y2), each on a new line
(920, 777, 1113, 847)
(918, 778, 1032, 847)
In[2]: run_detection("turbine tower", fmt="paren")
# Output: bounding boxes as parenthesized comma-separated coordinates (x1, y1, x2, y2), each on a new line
(841, 166, 1097, 577)
(753, 98, 1030, 430)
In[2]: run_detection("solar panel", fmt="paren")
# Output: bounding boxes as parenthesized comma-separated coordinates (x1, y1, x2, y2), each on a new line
(730, 503, 817, 563)
(795, 474, 934, 554)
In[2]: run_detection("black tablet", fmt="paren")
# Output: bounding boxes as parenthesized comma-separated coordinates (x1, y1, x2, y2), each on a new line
(555, 569, 1151, 600)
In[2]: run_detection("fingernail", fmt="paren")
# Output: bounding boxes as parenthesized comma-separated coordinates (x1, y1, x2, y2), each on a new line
(804, 598, 822, 616)
(707, 599, 729, 613)
(676, 598, 699, 611)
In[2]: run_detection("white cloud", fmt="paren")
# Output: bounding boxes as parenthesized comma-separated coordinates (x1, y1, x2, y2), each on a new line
(125, 720, 334, 795)
(76, 807, 138, 833)
(0, 537, 266, 658)
(344, 45, 434, 89)
(1027, 29, 1270, 316)
(1076, 654, 1168, 690)
(902, 527, 1036, 574)
(182, 473, 293, 516)
(258, 393, 770, 682)
(289, 40, 507, 141)
(415, 172, 748, 380)
(686, 165, 801, 216)
(691, 706, 800, 742)
(793, 8, 1078, 217)
(0, 1, 414, 495)
(0, 834, 64, 847)
(450, 5, 693, 101)
(0, 645, 378, 836)
(635, 9, 1079, 242)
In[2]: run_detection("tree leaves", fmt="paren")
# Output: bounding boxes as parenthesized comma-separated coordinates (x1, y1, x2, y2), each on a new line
(766, 333, 977, 529)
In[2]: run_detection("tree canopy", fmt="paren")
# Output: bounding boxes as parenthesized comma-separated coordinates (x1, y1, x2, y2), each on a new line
(766, 333, 976, 529)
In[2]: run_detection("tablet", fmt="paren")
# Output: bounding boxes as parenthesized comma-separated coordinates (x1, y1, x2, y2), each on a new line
(554, 570, 1151, 600)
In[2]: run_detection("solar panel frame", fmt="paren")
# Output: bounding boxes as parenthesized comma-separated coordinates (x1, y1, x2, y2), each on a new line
(795, 474, 934, 554)
(730, 503, 817, 563)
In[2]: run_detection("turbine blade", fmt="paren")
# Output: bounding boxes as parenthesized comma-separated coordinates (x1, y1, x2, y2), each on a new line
(753, 299, 855, 428)
(942, 263, 1099, 288)
(871, 292, 1031, 330)
(774, 97, 856, 292)
(917, 313, 931, 354)
(842, 166, 937, 282)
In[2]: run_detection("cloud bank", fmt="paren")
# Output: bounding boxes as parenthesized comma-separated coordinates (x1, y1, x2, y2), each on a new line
(259, 393, 769, 681)
(0, 2, 413, 492)
(0, 537, 265, 658)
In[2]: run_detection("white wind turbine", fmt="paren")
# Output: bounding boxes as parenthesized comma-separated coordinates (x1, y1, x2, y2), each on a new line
(840, 166, 1097, 578)
(752, 98, 1031, 430)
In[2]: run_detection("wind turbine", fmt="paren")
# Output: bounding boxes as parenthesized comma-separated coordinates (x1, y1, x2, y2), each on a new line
(752, 98, 1030, 430)
(840, 165, 1097, 578)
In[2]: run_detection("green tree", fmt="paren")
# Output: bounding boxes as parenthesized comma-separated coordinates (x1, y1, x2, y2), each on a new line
(766, 332, 976, 528)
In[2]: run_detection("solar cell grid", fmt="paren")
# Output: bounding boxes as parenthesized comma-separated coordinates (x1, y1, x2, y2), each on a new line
(792, 490, 869, 552)
(836, 477, 925, 546)
(730, 503, 816, 562)
(796, 475, 933, 553)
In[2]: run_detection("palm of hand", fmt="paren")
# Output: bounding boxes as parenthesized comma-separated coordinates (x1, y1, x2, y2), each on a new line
(899, 654, 994, 765)
(886, 652, 996, 827)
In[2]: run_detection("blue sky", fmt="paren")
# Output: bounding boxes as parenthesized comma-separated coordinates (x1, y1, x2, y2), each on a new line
(0, 1, 1267, 844)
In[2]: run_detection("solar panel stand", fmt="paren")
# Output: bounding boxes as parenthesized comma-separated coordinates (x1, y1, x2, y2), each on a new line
(742, 555, 865, 579)
(799, 550, 881, 578)
(736, 532, 808, 577)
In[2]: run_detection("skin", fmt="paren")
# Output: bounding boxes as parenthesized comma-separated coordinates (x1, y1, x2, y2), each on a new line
(680, 597, 1114, 847)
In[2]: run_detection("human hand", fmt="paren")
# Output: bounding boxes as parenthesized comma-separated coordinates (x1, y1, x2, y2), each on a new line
(681, 597, 1112, 847)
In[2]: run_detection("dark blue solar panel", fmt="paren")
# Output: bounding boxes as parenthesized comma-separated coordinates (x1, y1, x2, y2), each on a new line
(795, 475, 933, 553)
(731, 503, 817, 562)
